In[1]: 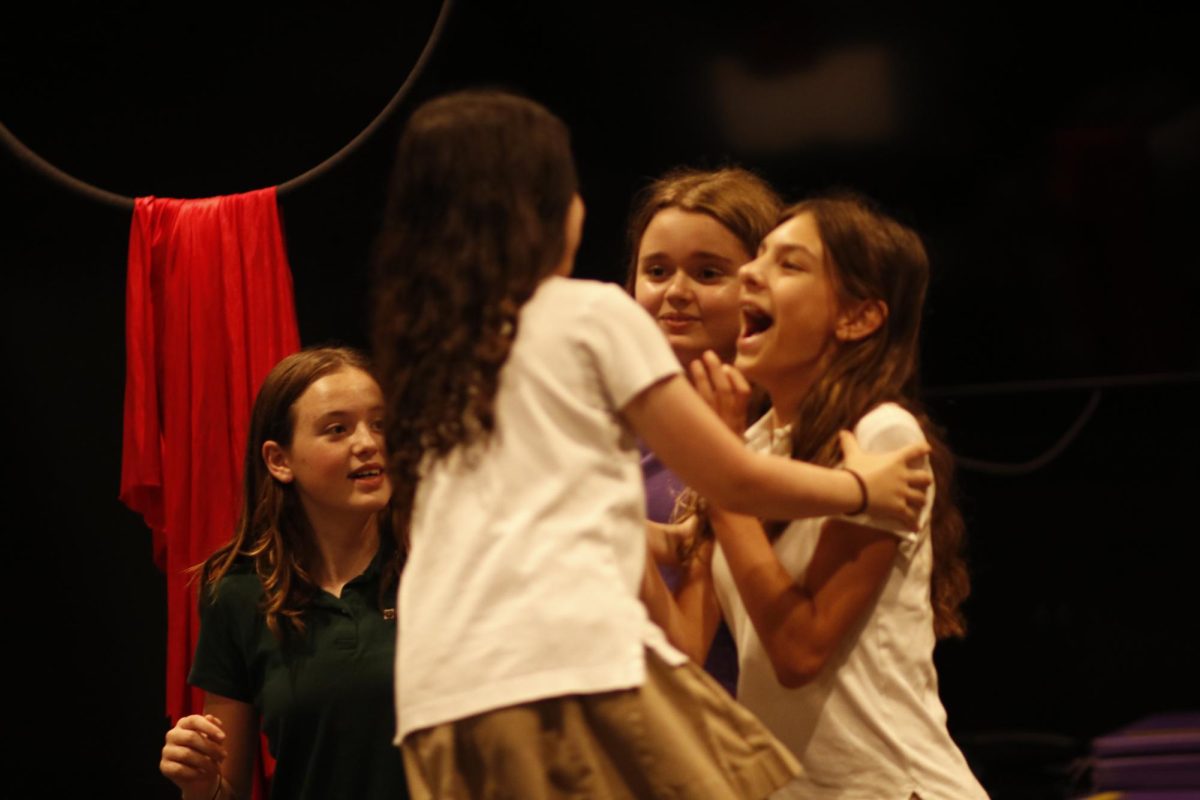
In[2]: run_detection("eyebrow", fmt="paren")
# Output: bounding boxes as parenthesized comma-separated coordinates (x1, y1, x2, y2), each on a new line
(313, 405, 384, 422)
(640, 250, 736, 264)
(767, 242, 820, 261)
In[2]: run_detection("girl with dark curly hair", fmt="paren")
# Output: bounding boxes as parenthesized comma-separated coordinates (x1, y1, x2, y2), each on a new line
(372, 90, 931, 799)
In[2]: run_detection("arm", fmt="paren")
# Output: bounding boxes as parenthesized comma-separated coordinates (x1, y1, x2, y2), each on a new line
(710, 508, 897, 688)
(640, 537, 724, 665)
(622, 373, 929, 525)
(160, 693, 257, 800)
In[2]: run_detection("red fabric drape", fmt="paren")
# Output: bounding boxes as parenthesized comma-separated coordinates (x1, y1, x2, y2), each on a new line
(119, 186, 300, 726)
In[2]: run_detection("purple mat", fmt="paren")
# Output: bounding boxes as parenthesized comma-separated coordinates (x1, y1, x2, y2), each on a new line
(1091, 712, 1200, 792)
(1094, 713, 1200, 759)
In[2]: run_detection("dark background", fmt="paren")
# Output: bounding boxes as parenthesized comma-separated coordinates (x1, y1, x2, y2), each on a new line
(2, 2, 1197, 797)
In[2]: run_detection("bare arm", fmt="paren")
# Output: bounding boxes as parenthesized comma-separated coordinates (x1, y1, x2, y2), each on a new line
(711, 508, 897, 687)
(623, 374, 929, 525)
(160, 693, 257, 800)
(640, 537, 723, 664)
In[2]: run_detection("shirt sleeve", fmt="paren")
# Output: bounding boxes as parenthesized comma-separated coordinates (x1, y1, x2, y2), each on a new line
(839, 403, 933, 557)
(187, 578, 257, 703)
(578, 283, 681, 410)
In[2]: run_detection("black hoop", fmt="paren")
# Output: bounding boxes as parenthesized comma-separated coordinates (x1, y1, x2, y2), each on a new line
(0, 0, 453, 211)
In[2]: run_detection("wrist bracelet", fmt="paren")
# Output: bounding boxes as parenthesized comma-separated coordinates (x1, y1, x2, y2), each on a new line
(841, 467, 868, 515)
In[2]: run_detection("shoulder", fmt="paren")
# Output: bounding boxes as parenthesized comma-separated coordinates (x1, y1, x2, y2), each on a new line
(201, 562, 264, 615)
(553, 277, 643, 319)
(853, 402, 927, 453)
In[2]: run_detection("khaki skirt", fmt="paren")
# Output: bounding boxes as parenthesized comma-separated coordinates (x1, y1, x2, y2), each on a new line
(401, 650, 799, 799)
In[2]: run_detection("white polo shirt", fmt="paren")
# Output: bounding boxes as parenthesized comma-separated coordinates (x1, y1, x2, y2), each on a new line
(395, 277, 687, 741)
(713, 403, 988, 799)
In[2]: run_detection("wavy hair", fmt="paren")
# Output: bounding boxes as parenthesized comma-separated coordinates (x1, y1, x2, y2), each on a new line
(624, 166, 782, 293)
(197, 347, 402, 639)
(372, 91, 579, 539)
(776, 193, 970, 639)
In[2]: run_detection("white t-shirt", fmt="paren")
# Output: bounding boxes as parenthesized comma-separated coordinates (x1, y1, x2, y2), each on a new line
(713, 403, 988, 800)
(395, 277, 687, 741)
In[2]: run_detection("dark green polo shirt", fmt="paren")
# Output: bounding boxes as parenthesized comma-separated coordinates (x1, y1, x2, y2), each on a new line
(189, 547, 408, 800)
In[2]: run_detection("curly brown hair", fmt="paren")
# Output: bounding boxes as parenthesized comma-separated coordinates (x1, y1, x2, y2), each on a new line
(197, 347, 402, 639)
(371, 91, 579, 540)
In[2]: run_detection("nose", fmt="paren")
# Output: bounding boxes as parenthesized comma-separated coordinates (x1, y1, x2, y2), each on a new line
(739, 256, 764, 290)
(351, 422, 380, 457)
(664, 271, 694, 305)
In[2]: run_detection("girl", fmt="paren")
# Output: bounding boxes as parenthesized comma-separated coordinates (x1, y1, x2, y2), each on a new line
(372, 91, 931, 799)
(626, 166, 782, 693)
(664, 196, 989, 798)
(158, 347, 408, 800)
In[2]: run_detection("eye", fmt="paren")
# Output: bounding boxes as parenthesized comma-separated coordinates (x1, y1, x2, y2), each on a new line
(696, 265, 731, 283)
(370, 418, 385, 433)
(641, 262, 670, 280)
(324, 423, 347, 436)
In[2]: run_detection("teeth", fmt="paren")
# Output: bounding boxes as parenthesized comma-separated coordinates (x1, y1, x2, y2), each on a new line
(352, 469, 382, 478)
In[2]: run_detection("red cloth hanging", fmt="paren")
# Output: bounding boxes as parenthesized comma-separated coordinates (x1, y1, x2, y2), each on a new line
(119, 186, 300, 732)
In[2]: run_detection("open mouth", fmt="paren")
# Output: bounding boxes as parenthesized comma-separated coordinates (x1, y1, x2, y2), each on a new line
(740, 305, 774, 339)
(349, 467, 383, 480)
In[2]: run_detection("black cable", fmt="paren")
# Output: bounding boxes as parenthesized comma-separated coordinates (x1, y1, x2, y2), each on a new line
(926, 371, 1200, 475)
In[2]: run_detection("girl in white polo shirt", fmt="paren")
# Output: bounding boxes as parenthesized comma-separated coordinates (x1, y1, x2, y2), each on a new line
(657, 195, 989, 799)
(370, 91, 932, 800)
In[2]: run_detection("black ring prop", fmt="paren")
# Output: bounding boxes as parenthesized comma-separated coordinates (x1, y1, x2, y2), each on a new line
(0, 0, 453, 211)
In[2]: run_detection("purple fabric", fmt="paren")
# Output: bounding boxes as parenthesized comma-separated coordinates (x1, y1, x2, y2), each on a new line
(642, 444, 687, 526)
(640, 444, 739, 696)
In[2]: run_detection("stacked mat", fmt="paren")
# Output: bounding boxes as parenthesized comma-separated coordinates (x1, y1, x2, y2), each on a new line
(1087, 712, 1200, 798)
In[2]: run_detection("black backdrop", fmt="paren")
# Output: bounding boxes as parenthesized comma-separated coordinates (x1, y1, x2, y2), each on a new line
(2, 2, 1198, 797)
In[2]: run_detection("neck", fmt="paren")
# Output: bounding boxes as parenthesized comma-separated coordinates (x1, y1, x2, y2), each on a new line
(674, 345, 735, 372)
(761, 370, 818, 430)
(303, 508, 381, 596)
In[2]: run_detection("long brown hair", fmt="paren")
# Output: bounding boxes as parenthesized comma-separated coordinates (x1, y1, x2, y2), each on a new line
(779, 193, 970, 639)
(197, 347, 402, 638)
(372, 90, 579, 540)
(624, 166, 782, 293)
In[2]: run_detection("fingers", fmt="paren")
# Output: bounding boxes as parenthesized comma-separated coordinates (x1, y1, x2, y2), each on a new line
(725, 362, 752, 397)
(900, 442, 932, 467)
(701, 351, 732, 394)
(698, 351, 749, 433)
(838, 430, 860, 458)
(162, 714, 228, 770)
(689, 358, 716, 409)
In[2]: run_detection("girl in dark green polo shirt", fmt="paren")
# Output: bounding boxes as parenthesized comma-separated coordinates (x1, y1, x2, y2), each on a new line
(159, 347, 408, 800)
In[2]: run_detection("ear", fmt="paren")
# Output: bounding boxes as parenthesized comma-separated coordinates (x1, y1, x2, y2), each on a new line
(262, 441, 294, 484)
(835, 299, 888, 342)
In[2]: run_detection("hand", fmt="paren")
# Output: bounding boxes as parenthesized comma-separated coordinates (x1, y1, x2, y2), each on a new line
(690, 350, 751, 436)
(646, 518, 700, 567)
(839, 430, 932, 529)
(160, 714, 226, 798)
